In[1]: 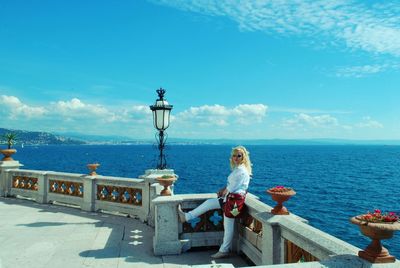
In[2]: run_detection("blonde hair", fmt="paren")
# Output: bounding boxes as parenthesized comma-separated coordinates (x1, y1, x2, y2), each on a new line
(230, 145, 252, 176)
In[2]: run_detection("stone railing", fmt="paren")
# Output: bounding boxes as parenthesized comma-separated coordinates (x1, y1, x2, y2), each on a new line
(0, 160, 176, 223)
(1, 160, 399, 267)
(152, 193, 224, 255)
(152, 193, 399, 267)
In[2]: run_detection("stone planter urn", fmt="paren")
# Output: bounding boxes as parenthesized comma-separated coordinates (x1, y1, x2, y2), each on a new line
(1, 149, 17, 161)
(87, 163, 100, 176)
(156, 175, 176, 196)
(266, 186, 296, 215)
(351, 213, 400, 263)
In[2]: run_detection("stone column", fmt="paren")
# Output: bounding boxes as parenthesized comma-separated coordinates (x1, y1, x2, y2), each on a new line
(36, 171, 48, 203)
(260, 214, 284, 265)
(140, 169, 178, 226)
(152, 195, 182, 255)
(0, 160, 23, 197)
(81, 175, 96, 212)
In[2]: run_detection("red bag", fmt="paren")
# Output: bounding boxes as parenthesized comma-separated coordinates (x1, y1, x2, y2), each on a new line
(224, 193, 246, 218)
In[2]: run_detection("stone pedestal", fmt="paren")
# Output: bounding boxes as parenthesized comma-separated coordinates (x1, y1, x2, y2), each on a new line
(152, 196, 182, 255)
(140, 169, 178, 226)
(81, 176, 96, 212)
(260, 213, 284, 265)
(0, 161, 23, 197)
(35, 171, 48, 203)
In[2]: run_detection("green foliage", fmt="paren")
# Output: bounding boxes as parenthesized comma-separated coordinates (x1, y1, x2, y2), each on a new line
(3, 132, 17, 149)
(0, 128, 86, 145)
(161, 174, 175, 179)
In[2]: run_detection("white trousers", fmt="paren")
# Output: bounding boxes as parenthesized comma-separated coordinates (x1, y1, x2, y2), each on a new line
(185, 198, 235, 253)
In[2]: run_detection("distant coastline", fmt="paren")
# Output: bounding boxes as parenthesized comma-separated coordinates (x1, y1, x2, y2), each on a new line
(1, 127, 399, 146)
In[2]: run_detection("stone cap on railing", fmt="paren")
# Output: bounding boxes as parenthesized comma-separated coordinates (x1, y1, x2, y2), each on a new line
(4, 169, 46, 174)
(152, 193, 308, 223)
(261, 212, 360, 261)
(46, 171, 86, 178)
(0, 161, 23, 168)
(95, 175, 143, 184)
(245, 194, 308, 224)
(153, 193, 216, 205)
(5, 169, 144, 182)
(244, 256, 400, 268)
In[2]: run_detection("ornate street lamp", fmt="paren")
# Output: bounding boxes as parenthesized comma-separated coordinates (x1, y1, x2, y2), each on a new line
(150, 88, 173, 169)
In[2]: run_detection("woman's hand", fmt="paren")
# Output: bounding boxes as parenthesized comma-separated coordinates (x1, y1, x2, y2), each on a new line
(217, 187, 228, 198)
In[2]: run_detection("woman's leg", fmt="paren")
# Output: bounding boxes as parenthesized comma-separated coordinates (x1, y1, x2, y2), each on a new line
(219, 215, 235, 253)
(185, 198, 220, 221)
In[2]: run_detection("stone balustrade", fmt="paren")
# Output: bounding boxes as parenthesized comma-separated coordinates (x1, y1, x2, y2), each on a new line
(0, 160, 176, 223)
(152, 193, 399, 267)
(152, 193, 225, 255)
(1, 160, 399, 267)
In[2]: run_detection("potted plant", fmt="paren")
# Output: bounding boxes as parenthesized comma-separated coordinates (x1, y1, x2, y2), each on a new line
(156, 174, 176, 196)
(350, 209, 400, 263)
(266, 185, 296, 215)
(1, 132, 18, 161)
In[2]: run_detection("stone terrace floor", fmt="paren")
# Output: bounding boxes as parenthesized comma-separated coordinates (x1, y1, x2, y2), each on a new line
(0, 197, 250, 268)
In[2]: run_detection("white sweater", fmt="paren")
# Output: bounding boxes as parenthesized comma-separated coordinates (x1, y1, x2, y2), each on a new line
(226, 164, 250, 195)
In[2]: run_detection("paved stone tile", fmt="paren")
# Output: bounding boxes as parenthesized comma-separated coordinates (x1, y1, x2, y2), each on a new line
(0, 197, 249, 268)
(162, 249, 250, 268)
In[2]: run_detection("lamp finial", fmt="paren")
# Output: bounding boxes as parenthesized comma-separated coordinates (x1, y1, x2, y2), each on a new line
(156, 88, 166, 100)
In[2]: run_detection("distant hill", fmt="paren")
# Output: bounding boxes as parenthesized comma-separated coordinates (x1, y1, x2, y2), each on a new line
(1, 128, 400, 146)
(166, 138, 400, 145)
(0, 128, 86, 146)
(55, 132, 139, 143)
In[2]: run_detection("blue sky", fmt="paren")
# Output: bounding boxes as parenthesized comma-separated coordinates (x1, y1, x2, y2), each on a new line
(0, 0, 399, 140)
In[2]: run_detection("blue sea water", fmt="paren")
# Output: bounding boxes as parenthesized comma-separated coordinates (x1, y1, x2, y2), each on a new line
(14, 144, 400, 259)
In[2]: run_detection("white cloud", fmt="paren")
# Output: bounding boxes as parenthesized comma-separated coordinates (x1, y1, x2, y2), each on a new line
(120, 105, 153, 123)
(0, 96, 154, 128)
(153, 1, 400, 57)
(176, 104, 267, 126)
(356, 116, 383, 128)
(282, 113, 384, 133)
(282, 113, 338, 128)
(50, 98, 157, 125)
(0, 95, 47, 118)
(53, 98, 112, 118)
(271, 106, 351, 114)
(0, 95, 388, 139)
(233, 104, 266, 117)
(336, 64, 388, 78)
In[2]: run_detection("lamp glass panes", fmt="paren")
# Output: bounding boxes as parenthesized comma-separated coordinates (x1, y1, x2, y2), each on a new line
(152, 100, 172, 130)
(151, 99, 172, 131)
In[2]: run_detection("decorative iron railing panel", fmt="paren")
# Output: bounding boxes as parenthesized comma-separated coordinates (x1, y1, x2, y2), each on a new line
(286, 240, 319, 263)
(240, 214, 263, 251)
(243, 214, 263, 234)
(182, 208, 224, 233)
(96, 184, 142, 206)
(49, 179, 83, 197)
(12, 176, 38, 191)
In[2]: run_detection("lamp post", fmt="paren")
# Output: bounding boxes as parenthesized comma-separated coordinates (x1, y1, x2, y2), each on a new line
(150, 88, 173, 170)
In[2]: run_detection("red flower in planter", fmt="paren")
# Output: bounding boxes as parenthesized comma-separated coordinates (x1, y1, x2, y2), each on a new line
(358, 210, 399, 223)
(268, 185, 293, 192)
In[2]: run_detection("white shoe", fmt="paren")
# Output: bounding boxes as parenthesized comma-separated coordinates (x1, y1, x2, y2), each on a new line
(177, 204, 186, 223)
(211, 251, 230, 259)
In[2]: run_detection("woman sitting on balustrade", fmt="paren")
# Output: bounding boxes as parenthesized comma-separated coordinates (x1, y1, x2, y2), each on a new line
(178, 145, 252, 259)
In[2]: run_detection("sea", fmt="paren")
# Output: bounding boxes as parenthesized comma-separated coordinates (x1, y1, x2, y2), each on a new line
(13, 144, 400, 259)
